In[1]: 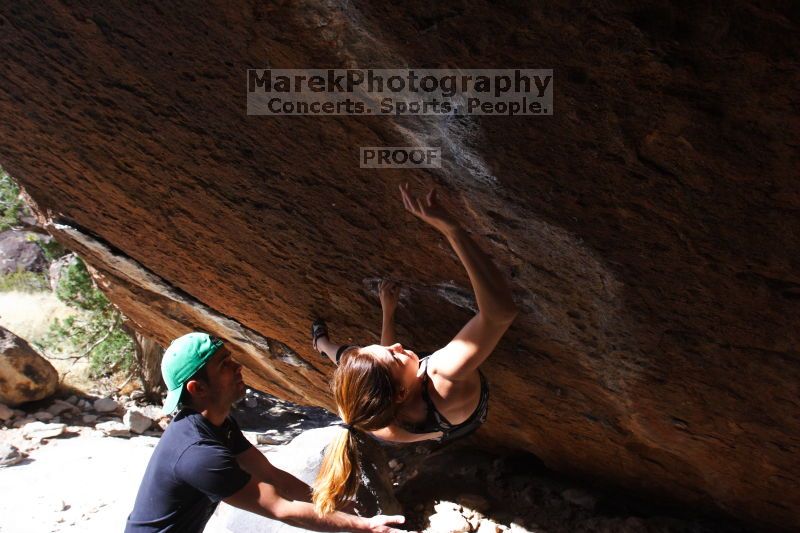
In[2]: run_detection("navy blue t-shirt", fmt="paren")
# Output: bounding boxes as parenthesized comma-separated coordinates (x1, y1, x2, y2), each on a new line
(125, 409, 253, 532)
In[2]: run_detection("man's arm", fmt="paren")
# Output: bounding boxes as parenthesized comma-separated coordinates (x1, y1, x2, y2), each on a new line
(224, 478, 406, 533)
(236, 446, 312, 502)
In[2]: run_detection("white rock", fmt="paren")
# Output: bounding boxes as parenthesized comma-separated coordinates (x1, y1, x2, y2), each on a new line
(33, 411, 54, 422)
(157, 418, 170, 431)
(138, 405, 164, 420)
(510, 523, 534, 533)
(0, 443, 25, 467)
(13, 417, 36, 428)
(96, 420, 130, 437)
(428, 510, 472, 533)
(93, 397, 119, 413)
(0, 403, 13, 421)
(477, 519, 501, 533)
(561, 488, 596, 510)
(22, 421, 67, 439)
(82, 414, 98, 424)
(124, 410, 153, 434)
(433, 501, 461, 514)
(47, 400, 76, 416)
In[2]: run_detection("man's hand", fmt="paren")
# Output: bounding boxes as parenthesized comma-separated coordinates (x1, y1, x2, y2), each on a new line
(379, 279, 400, 314)
(364, 514, 411, 533)
(399, 183, 459, 235)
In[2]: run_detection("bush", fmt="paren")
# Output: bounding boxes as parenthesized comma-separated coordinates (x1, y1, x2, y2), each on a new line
(39, 257, 135, 378)
(0, 270, 49, 292)
(0, 168, 24, 231)
(25, 233, 68, 262)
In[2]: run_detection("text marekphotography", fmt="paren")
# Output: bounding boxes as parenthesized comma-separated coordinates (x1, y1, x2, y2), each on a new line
(247, 69, 553, 116)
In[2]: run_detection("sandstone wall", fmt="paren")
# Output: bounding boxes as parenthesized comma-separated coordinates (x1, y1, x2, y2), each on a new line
(0, 1, 797, 529)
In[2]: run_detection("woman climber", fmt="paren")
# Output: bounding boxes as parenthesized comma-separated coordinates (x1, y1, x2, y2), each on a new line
(310, 183, 518, 514)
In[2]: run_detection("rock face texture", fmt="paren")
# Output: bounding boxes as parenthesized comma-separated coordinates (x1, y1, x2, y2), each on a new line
(0, 326, 58, 406)
(0, 231, 47, 275)
(0, 1, 797, 530)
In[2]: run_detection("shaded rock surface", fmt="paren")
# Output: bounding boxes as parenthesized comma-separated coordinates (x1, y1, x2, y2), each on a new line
(0, 325, 58, 406)
(0, 2, 798, 530)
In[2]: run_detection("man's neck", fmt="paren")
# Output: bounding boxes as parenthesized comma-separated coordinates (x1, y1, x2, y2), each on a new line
(197, 404, 230, 426)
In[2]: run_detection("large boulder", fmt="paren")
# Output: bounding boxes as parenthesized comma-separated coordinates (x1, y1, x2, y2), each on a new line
(0, 3, 797, 530)
(0, 230, 47, 275)
(0, 326, 58, 406)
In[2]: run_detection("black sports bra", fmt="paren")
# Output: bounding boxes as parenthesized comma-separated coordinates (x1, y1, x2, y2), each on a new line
(399, 355, 489, 443)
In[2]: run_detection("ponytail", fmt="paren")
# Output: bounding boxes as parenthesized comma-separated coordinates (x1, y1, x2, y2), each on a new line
(313, 425, 360, 515)
(312, 346, 399, 514)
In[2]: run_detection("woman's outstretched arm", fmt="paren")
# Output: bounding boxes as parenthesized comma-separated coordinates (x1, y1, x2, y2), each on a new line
(379, 279, 400, 346)
(400, 184, 518, 381)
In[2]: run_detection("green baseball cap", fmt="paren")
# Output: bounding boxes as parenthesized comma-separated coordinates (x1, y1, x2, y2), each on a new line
(161, 332, 223, 413)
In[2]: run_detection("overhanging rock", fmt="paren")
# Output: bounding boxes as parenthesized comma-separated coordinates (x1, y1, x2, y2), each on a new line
(0, 2, 797, 530)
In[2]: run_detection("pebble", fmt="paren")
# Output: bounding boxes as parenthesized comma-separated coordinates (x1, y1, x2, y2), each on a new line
(0, 403, 13, 421)
(0, 443, 25, 467)
(124, 410, 153, 434)
(256, 434, 284, 445)
(13, 417, 36, 429)
(434, 501, 461, 514)
(47, 400, 76, 416)
(477, 520, 501, 533)
(66, 395, 78, 405)
(428, 509, 471, 533)
(22, 421, 67, 439)
(93, 398, 120, 413)
(95, 420, 130, 437)
(33, 411, 54, 422)
(82, 414, 98, 424)
(244, 397, 258, 408)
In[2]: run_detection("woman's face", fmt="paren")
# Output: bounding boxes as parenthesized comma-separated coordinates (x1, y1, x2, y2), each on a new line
(362, 343, 421, 394)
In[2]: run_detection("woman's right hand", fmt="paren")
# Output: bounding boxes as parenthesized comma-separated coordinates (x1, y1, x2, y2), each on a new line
(400, 183, 459, 235)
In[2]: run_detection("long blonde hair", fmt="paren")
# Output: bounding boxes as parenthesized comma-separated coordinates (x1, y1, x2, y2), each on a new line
(313, 347, 398, 514)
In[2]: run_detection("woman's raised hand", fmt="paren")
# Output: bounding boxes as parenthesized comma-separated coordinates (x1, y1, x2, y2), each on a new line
(379, 279, 400, 314)
(399, 183, 458, 235)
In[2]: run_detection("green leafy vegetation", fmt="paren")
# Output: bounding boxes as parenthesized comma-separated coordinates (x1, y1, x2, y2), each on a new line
(38, 257, 135, 377)
(25, 233, 68, 262)
(0, 270, 49, 292)
(0, 167, 24, 231)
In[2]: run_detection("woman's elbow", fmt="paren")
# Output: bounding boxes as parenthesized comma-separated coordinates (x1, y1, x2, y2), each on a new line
(490, 302, 519, 324)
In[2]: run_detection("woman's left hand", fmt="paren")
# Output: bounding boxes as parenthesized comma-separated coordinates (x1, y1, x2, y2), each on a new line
(379, 279, 400, 313)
